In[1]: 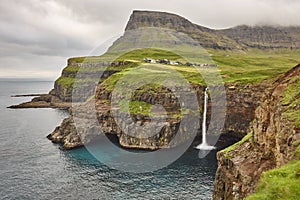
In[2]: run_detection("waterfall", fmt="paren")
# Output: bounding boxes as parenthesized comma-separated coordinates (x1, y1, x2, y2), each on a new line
(196, 88, 215, 150)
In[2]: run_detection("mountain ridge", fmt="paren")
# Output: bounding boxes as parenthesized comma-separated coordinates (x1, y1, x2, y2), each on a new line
(124, 10, 300, 50)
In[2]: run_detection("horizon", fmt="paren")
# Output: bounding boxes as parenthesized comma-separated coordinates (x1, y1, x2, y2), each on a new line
(1, 0, 300, 79)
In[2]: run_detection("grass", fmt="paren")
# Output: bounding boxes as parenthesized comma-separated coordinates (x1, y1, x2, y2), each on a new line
(56, 60, 140, 90)
(55, 77, 103, 89)
(220, 130, 254, 158)
(211, 49, 300, 84)
(246, 160, 300, 200)
(56, 48, 300, 105)
(100, 63, 211, 96)
(119, 99, 153, 116)
(246, 76, 300, 200)
(295, 142, 300, 160)
(281, 77, 300, 127)
(64, 48, 300, 88)
(117, 48, 186, 62)
(63, 61, 140, 73)
(118, 99, 192, 118)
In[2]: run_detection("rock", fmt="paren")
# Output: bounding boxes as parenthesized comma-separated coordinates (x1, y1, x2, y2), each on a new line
(8, 93, 71, 109)
(228, 86, 236, 90)
(47, 82, 267, 150)
(213, 64, 300, 200)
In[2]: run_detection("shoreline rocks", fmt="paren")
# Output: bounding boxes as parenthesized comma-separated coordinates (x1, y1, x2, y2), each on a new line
(8, 93, 71, 109)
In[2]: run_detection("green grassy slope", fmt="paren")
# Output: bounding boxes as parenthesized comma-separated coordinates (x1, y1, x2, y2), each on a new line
(57, 48, 300, 89)
(281, 77, 300, 127)
(211, 49, 300, 84)
(247, 160, 300, 200)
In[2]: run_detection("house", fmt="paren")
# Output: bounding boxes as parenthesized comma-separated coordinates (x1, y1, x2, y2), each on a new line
(170, 61, 179, 65)
(185, 62, 194, 66)
(143, 58, 156, 64)
(158, 59, 170, 64)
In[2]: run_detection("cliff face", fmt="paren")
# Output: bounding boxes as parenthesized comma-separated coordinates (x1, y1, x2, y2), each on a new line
(122, 10, 241, 50)
(125, 11, 300, 50)
(47, 82, 267, 150)
(53, 60, 130, 102)
(218, 25, 300, 49)
(213, 65, 300, 200)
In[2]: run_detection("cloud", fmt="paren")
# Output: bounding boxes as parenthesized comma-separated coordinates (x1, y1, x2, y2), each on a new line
(0, 0, 300, 79)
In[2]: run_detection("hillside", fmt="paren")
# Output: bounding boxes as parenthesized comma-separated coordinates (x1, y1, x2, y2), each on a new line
(126, 10, 300, 50)
(218, 25, 300, 49)
(50, 11, 300, 104)
(214, 64, 300, 199)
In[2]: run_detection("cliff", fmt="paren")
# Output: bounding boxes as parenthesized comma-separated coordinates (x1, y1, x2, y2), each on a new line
(218, 25, 300, 49)
(125, 11, 300, 50)
(123, 10, 240, 50)
(213, 64, 300, 200)
(47, 79, 267, 150)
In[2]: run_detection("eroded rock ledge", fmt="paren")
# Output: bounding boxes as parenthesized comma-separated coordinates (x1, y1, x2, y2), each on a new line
(213, 64, 300, 200)
(8, 93, 71, 109)
(47, 82, 267, 150)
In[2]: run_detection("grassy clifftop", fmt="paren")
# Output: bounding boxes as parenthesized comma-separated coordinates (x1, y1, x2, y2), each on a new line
(247, 67, 300, 200)
(214, 64, 300, 200)
(53, 10, 300, 98)
(55, 48, 300, 95)
(247, 160, 300, 200)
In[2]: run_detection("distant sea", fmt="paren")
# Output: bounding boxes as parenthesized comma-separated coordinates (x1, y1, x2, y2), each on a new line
(0, 79, 218, 199)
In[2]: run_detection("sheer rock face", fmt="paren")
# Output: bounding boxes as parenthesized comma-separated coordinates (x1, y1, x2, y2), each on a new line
(53, 60, 126, 103)
(213, 65, 300, 200)
(124, 10, 241, 50)
(125, 11, 300, 50)
(218, 25, 300, 49)
(47, 82, 267, 150)
(223, 83, 267, 138)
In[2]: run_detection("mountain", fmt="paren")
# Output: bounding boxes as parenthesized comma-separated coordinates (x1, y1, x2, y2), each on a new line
(122, 10, 241, 50)
(123, 10, 300, 50)
(218, 25, 300, 49)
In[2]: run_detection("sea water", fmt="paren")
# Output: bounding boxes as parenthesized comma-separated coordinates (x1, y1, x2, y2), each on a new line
(0, 80, 218, 199)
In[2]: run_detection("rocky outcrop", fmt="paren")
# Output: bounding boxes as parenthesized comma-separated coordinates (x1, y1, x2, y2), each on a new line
(213, 64, 300, 200)
(53, 60, 130, 102)
(125, 11, 300, 50)
(218, 25, 300, 49)
(9, 60, 133, 109)
(8, 93, 71, 109)
(121, 10, 241, 50)
(222, 83, 268, 138)
(47, 81, 267, 150)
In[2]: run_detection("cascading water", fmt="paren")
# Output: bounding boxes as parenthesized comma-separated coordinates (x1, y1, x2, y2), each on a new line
(196, 88, 215, 150)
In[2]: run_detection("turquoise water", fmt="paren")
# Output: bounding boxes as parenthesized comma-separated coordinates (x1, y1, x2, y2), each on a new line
(0, 80, 219, 199)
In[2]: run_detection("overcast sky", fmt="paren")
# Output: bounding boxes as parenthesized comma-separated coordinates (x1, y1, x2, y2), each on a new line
(1, 0, 300, 80)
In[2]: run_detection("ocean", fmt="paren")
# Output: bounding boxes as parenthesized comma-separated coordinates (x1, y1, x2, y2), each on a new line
(0, 80, 218, 199)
